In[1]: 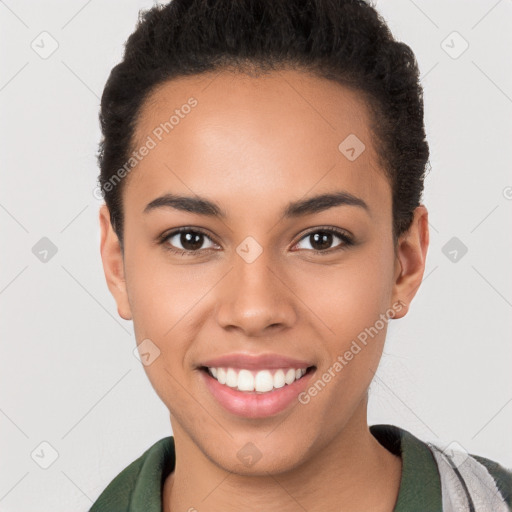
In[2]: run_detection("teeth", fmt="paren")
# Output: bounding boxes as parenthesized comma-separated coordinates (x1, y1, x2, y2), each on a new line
(217, 367, 226, 385)
(285, 368, 296, 385)
(238, 369, 254, 391)
(207, 366, 308, 393)
(273, 369, 285, 389)
(255, 370, 274, 392)
(226, 368, 238, 388)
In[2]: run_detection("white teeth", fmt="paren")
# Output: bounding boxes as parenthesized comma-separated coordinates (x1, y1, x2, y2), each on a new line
(273, 369, 285, 388)
(254, 370, 274, 392)
(226, 368, 238, 388)
(217, 367, 227, 385)
(285, 368, 296, 385)
(207, 366, 309, 393)
(237, 369, 254, 391)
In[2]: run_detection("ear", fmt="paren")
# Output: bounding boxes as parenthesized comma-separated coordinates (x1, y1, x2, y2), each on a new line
(390, 205, 429, 319)
(99, 204, 132, 321)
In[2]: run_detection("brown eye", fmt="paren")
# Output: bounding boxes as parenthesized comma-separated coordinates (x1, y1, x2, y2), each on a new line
(162, 228, 218, 254)
(293, 228, 353, 253)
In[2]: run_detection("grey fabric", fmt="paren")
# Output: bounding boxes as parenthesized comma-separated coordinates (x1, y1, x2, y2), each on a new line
(428, 444, 509, 512)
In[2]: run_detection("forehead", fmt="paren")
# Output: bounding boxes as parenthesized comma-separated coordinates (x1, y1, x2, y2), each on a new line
(126, 69, 390, 216)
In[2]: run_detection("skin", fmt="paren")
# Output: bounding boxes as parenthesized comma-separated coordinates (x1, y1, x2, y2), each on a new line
(99, 69, 429, 512)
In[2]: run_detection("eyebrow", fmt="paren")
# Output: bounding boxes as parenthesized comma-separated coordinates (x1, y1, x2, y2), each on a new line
(143, 190, 369, 218)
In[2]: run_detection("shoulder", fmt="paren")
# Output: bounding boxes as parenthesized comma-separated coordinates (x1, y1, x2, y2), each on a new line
(472, 453, 512, 508)
(427, 442, 512, 511)
(89, 436, 175, 512)
(371, 424, 511, 512)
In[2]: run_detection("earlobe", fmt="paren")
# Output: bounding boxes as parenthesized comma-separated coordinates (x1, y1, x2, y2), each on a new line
(99, 205, 133, 321)
(390, 205, 429, 319)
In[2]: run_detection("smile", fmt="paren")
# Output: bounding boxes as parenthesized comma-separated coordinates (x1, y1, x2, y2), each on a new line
(204, 366, 309, 393)
(199, 365, 316, 418)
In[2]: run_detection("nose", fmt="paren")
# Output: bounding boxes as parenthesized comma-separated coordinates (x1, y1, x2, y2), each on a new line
(215, 249, 297, 337)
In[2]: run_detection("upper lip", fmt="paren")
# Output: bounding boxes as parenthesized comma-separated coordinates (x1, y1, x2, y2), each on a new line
(199, 353, 315, 370)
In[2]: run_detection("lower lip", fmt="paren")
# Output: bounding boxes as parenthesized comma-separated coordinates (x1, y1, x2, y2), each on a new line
(199, 367, 316, 419)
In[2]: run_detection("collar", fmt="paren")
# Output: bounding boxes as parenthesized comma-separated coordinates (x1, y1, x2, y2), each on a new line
(90, 424, 443, 511)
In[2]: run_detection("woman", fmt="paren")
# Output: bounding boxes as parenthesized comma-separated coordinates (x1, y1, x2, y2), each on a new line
(91, 0, 511, 510)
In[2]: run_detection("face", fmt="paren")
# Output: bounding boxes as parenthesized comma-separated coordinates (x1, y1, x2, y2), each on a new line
(100, 69, 427, 475)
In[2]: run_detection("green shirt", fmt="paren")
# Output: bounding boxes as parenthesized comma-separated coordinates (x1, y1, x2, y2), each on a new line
(89, 424, 511, 511)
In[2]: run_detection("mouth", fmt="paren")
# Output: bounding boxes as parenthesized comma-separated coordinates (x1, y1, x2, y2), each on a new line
(198, 365, 317, 418)
(199, 365, 316, 394)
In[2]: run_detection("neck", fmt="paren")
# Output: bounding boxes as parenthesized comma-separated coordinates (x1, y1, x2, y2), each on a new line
(163, 399, 402, 512)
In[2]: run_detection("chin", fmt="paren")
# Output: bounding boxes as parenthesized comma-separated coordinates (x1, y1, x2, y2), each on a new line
(209, 444, 309, 477)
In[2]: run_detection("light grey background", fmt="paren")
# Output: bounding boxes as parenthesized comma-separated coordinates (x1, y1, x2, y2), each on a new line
(1, 0, 511, 510)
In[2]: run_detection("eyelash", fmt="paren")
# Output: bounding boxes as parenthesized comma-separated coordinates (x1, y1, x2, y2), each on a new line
(158, 226, 354, 257)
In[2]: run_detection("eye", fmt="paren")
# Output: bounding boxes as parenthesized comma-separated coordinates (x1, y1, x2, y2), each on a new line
(292, 227, 353, 254)
(159, 226, 354, 257)
(160, 228, 219, 255)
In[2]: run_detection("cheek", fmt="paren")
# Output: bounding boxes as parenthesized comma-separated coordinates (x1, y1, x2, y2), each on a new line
(123, 246, 211, 404)
(124, 244, 218, 341)
(302, 241, 396, 391)
(305, 247, 395, 336)
(291, 248, 396, 430)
